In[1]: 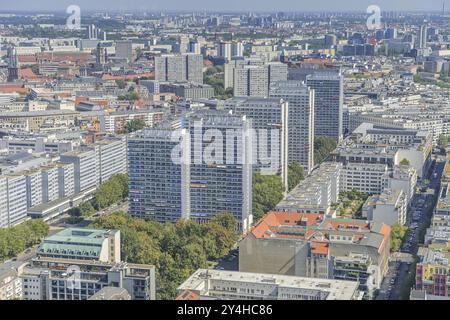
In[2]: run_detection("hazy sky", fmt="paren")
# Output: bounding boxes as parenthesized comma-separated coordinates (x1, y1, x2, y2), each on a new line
(0, 0, 447, 12)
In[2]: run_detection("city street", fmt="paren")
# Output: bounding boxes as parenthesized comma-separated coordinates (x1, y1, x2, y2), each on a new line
(377, 159, 444, 300)
(49, 200, 129, 229)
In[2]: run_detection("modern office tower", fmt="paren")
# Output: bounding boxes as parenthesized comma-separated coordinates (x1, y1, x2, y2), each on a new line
(217, 41, 232, 61)
(270, 81, 315, 173)
(419, 24, 428, 49)
(324, 34, 337, 46)
(57, 162, 75, 198)
(115, 40, 133, 62)
(7, 47, 19, 82)
(25, 170, 43, 208)
(223, 97, 289, 190)
(41, 165, 59, 203)
(128, 128, 191, 223)
(60, 149, 98, 194)
(96, 43, 108, 66)
(96, 137, 127, 184)
(177, 269, 361, 300)
(306, 72, 344, 141)
(36, 228, 121, 263)
(186, 112, 253, 232)
(154, 53, 203, 84)
(188, 40, 201, 54)
(231, 41, 244, 57)
(88, 24, 99, 40)
(0, 175, 27, 227)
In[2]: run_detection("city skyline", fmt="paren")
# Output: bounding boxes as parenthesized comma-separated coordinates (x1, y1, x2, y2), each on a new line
(1, 0, 449, 13)
(0, 5, 449, 303)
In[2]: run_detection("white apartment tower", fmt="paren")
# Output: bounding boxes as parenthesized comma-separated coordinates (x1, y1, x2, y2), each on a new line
(270, 81, 315, 173)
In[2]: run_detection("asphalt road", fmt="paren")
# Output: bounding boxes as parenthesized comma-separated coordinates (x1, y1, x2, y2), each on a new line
(377, 159, 444, 300)
(50, 200, 128, 228)
(210, 249, 239, 271)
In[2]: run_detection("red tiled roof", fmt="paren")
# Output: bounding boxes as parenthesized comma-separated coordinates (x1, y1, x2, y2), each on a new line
(302, 58, 334, 65)
(203, 59, 214, 67)
(175, 289, 200, 300)
(19, 68, 39, 80)
(75, 96, 89, 106)
(18, 55, 37, 64)
(311, 241, 329, 255)
(249, 211, 324, 239)
(100, 72, 154, 81)
(0, 85, 29, 94)
(37, 52, 91, 64)
(324, 220, 369, 230)
(378, 223, 391, 253)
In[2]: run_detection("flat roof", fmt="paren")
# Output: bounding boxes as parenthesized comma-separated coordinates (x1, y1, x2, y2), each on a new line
(178, 269, 359, 300)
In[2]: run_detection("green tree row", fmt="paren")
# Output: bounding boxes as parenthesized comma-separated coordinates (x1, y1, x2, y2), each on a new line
(252, 163, 306, 222)
(390, 223, 408, 252)
(332, 189, 368, 218)
(0, 220, 49, 263)
(67, 173, 128, 222)
(288, 162, 305, 192)
(118, 119, 146, 134)
(314, 136, 337, 165)
(118, 91, 139, 101)
(90, 211, 239, 300)
(203, 66, 233, 99)
(252, 173, 284, 222)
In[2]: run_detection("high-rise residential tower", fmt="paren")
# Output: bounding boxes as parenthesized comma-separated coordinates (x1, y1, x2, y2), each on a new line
(270, 81, 315, 173)
(128, 128, 191, 223)
(223, 97, 289, 191)
(186, 111, 253, 231)
(306, 72, 343, 141)
(127, 112, 253, 232)
(154, 53, 203, 84)
(115, 40, 133, 62)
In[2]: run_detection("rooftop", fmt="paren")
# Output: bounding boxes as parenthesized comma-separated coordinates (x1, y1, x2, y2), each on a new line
(178, 269, 359, 300)
(36, 228, 118, 260)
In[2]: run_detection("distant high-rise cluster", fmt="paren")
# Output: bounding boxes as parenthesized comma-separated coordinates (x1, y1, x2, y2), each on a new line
(225, 58, 288, 97)
(155, 53, 204, 84)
